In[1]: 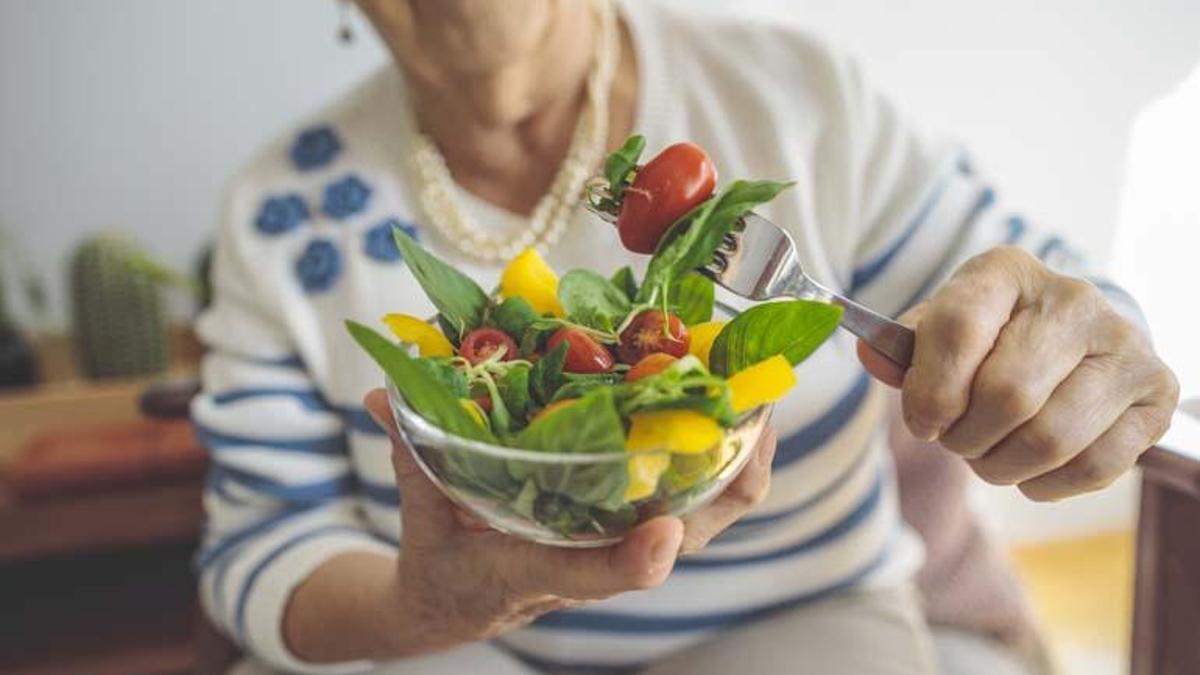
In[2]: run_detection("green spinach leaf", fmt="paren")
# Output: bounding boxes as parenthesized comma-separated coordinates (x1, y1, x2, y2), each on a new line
(392, 228, 489, 340)
(708, 300, 843, 376)
(499, 364, 533, 424)
(603, 135, 646, 202)
(558, 270, 632, 332)
(345, 320, 495, 443)
(672, 272, 715, 325)
(636, 179, 793, 304)
(413, 357, 469, 399)
(609, 266, 639, 302)
(529, 341, 568, 405)
(491, 296, 538, 339)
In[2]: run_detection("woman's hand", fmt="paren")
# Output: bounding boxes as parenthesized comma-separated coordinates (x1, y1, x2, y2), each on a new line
(859, 246, 1179, 502)
(361, 389, 776, 654)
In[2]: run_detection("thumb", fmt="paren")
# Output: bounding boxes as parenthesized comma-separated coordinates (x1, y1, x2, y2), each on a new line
(364, 388, 458, 538)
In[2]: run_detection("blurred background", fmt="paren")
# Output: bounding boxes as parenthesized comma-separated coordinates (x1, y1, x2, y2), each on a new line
(1, 1, 1197, 674)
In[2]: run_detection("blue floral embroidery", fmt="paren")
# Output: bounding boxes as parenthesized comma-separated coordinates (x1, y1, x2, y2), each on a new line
(363, 218, 419, 263)
(290, 125, 342, 171)
(255, 194, 309, 235)
(295, 238, 342, 293)
(322, 174, 372, 220)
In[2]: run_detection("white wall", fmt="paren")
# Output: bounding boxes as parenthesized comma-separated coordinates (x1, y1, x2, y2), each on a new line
(3, 0, 1198, 328)
(2, 0, 1198, 540)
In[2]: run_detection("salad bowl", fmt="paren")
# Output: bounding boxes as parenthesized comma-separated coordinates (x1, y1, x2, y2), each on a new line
(387, 376, 772, 547)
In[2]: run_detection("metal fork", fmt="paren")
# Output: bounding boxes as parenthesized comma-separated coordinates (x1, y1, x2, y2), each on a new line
(584, 199, 914, 368)
(702, 213, 914, 368)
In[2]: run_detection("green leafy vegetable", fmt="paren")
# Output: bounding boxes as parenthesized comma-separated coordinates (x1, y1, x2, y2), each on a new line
(511, 388, 629, 512)
(392, 228, 489, 340)
(413, 357, 469, 399)
(529, 341, 568, 405)
(708, 300, 843, 376)
(637, 179, 793, 304)
(499, 364, 533, 424)
(345, 320, 495, 443)
(491, 296, 538, 339)
(672, 272, 715, 325)
(551, 371, 625, 403)
(609, 266, 639, 302)
(558, 269, 632, 332)
(603, 134, 646, 203)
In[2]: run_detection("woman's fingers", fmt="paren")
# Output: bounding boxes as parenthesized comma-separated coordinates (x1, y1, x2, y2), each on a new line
(966, 355, 1134, 485)
(364, 388, 459, 542)
(938, 298, 1089, 459)
(501, 516, 685, 601)
(1017, 403, 1173, 501)
(679, 428, 777, 555)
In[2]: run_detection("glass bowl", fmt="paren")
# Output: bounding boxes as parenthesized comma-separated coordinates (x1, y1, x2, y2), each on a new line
(386, 379, 772, 548)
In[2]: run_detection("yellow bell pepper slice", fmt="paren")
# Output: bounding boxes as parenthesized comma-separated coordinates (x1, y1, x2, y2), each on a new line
(500, 248, 564, 317)
(382, 313, 455, 357)
(459, 399, 489, 429)
(625, 451, 670, 502)
(626, 409, 723, 455)
(727, 355, 797, 413)
(687, 321, 726, 369)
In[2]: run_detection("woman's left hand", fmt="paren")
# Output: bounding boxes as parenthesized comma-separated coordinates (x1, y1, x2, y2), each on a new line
(859, 246, 1179, 501)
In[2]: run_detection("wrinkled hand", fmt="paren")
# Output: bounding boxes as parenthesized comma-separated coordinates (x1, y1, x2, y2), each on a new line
(859, 246, 1179, 501)
(362, 389, 775, 650)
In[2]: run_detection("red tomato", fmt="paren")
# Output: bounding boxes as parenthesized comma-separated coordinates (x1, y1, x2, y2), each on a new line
(472, 395, 493, 413)
(616, 142, 717, 254)
(460, 327, 518, 365)
(617, 311, 690, 364)
(546, 328, 614, 374)
(625, 353, 678, 381)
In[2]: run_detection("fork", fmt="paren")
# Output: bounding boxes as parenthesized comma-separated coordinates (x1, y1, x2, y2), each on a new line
(585, 200, 914, 368)
(702, 213, 914, 368)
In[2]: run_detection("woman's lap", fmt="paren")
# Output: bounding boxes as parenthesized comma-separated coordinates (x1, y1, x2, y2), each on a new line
(228, 584, 1039, 675)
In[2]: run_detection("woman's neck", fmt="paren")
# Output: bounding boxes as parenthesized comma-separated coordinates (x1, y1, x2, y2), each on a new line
(358, 0, 637, 215)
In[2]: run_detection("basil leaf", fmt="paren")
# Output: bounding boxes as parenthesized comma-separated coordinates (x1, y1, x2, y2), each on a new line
(558, 269, 632, 332)
(436, 314, 462, 348)
(550, 371, 625, 403)
(345, 320, 495, 443)
(414, 357, 469, 399)
(511, 388, 629, 511)
(529, 341, 568, 405)
(637, 179, 794, 304)
(604, 134, 646, 201)
(499, 364, 532, 424)
(491, 296, 538, 340)
(708, 300, 843, 376)
(609, 266, 639, 302)
(672, 272, 714, 325)
(516, 387, 626, 454)
(392, 228, 489, 341)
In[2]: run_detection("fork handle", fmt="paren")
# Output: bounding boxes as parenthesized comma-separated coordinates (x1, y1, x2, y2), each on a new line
(826, 294, 915, 369)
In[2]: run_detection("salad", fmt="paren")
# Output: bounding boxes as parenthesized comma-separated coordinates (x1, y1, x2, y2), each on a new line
(347, 136, 844, 538)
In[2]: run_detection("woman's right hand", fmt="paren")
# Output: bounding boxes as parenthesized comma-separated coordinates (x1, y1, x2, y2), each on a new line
(362, 388, 686, 654)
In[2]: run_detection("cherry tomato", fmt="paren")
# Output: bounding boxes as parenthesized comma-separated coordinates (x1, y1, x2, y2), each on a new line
(546, 328, 614, 373)
(616, 142, 717, 254)
(460, 327, 518, 365)
(625, 353, 678, 381)
(617, 311, 689, 364)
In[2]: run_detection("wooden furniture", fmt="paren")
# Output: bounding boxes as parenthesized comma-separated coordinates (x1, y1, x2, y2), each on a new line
(0, 332, 206, 675)
(1132, 410, 1200, 675)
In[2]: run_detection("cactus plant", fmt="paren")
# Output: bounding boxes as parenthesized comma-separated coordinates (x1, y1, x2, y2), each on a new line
(70, 233, 168, 379)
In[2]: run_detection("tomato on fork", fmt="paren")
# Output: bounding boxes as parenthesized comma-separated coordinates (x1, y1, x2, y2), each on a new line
(617, 142, 717, 254)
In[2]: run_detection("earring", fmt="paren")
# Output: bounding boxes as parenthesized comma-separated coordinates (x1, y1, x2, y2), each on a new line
(337, 0, 354, 44)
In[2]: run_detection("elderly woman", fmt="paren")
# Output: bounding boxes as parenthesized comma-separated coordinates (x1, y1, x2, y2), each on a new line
(193, 1, 1178, 674)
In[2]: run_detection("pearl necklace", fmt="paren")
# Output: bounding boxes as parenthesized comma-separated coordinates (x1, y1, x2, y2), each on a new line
(406, 0, 618, 262)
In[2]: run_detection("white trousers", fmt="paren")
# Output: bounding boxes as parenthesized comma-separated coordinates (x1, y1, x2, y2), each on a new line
(230, 584, 1038, 675)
